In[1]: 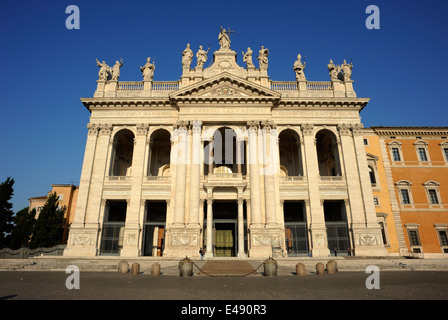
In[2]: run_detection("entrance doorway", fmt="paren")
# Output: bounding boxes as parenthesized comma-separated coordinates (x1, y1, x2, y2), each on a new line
(204, 200, 245, 257)
(142, 201, 166, 256)
(324, 200, 350, 256)
(215, 222, 236, 257)
(283, 201, 309, 256)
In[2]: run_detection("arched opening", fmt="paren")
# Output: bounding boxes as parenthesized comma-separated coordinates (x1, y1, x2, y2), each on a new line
(148, 129, 171, 177)
(316, 129, 341, 176)
(111, 129, 135, 176)
(205, 127, 246, 175)
(279, 129, 303, 176)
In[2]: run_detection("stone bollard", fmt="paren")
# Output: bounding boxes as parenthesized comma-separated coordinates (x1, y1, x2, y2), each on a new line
(179, 257, 193, 277)
(316, 262, 325, 275)
(296, 263, 306, 276)
(326, 261, 335, 274)
(151, 263, 161, 276)
(263, 257, 278, 276)
(118, 260, 129, 274)
(131, 262, 140, 275)
(328, 259, 338, 272)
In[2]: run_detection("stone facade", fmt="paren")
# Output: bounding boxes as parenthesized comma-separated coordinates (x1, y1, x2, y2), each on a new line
(64, 31, 388, 258)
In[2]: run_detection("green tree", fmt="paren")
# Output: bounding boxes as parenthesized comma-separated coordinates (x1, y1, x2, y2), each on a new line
(0, 177, 15, 249)
(8, 207, 36, 249)
(29, 192, 66, 249)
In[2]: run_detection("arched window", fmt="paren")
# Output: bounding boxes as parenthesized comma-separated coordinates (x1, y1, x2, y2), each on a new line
(279, 129, 303, 176)
(368, 166, 376, 185)
(206, 127, 246, 175)
(148, 129, 171, 176)
(316, 129, 341, 176)
(111, 129, 135, 176)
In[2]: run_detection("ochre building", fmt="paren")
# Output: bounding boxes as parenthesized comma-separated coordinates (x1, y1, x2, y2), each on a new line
(64, 33, 392, 258)
(373, 127, 448, 258)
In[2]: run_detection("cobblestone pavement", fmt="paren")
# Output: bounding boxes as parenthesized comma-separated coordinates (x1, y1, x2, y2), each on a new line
(1, 270, 447, 301)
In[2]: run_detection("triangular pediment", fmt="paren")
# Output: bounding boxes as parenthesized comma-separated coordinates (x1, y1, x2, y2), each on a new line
(169, 72, 281, 102)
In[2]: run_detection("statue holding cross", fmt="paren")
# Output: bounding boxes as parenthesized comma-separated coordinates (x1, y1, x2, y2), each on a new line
(218, 27, 234, 49)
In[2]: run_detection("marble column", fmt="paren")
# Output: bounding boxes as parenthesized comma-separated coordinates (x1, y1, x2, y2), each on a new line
(301, 123, 329, 257)
(261, 121, 277, 226)
(188, 120, 202, 227)
(64, 123, 100, 256)
(237, 197, 247, 257)
(205, 196, 214, 258)
(247, 121, 262, 226)
(173, 121, 189, 226)
(121, 124, 148, 257)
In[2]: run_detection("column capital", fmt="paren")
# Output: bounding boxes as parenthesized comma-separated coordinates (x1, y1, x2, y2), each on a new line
(87, 123, 99, 136)
(191, 120, 203, 133)
(136, 123, 149, 136)
(337, 123, 352, 136)
(247, 121, 260, 131)
(176, 120, 189, 131)
(237, 197, 244, 205)
(98, 124, 112, 136)
(206, 196, 214, 204)
(351, 123, 364, 136)
(301, 123, 314, 135)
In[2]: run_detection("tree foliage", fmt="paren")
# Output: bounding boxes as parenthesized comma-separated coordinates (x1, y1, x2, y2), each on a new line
(29, 192, 66, 249)
(0, 177, 15, 249)
(8, 207, 36, 249)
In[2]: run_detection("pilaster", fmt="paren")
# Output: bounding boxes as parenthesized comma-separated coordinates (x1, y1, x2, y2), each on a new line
(302, 123, 329, 257)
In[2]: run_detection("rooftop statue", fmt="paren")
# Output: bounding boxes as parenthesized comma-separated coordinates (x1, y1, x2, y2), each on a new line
(182, 43, 194, 69)
(327, 59, 341, 81)
(196, 45, 210, 68)
(242, 47, 254, 68)
(111, 59, 123, 81)
(293, 54, 306, 80)
(218, 27, 231, 49)
(140, 57, 155, 81)
(341, 59, 353, 81)
(96, 59, 111, 81)
(257, 46, 269, 68)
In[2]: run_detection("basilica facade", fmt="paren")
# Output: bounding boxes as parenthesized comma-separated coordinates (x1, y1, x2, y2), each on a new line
(64, 32, 388, 258)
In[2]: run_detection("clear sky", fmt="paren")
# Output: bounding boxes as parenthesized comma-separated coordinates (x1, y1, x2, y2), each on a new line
(0, 0, 447, 212)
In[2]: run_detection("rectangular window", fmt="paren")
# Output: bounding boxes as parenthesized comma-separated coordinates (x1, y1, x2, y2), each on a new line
(392, 148, 401, 161)
(438, 230, 448, 246)
(418, 148, 428, 161)
(373, 197, 379, 205)
(408, 230, 420, 246)
(401, 189, 410, 204)
(444, 148, 448, 161)
(363, 138, 368, 145)
(428, 189, 439, 204)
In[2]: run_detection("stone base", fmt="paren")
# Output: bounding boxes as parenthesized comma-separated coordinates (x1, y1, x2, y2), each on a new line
(63, 224, 99, 257)
(352, 226, 389, 256)
(162, 225, 201, 259)
(248, 226, 283, 258)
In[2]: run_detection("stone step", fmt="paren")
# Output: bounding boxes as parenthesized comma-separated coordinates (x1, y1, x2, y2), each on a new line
(198, 261, 257, 276)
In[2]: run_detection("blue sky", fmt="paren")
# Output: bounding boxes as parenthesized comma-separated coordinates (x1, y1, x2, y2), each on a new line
(0, 0, 447, 212)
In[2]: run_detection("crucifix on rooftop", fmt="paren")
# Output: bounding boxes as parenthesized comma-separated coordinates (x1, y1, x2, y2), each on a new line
(218, 26, 234, 49)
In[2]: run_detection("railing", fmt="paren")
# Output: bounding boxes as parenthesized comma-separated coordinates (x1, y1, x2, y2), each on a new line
(320, 176, 343, 181)
(146, 176, 171, 181)
(107, 176, 131, 181)
(306, 81, 333, 92)
(117, 81, 144, 92)
(207, 173, 244, 178)
(152, 81, 179, 92)
(270, 81, 298, 91)
(280, 176, 304, 181)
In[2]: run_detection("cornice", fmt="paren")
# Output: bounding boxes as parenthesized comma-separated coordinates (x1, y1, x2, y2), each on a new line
(371, 126, 448, 136)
